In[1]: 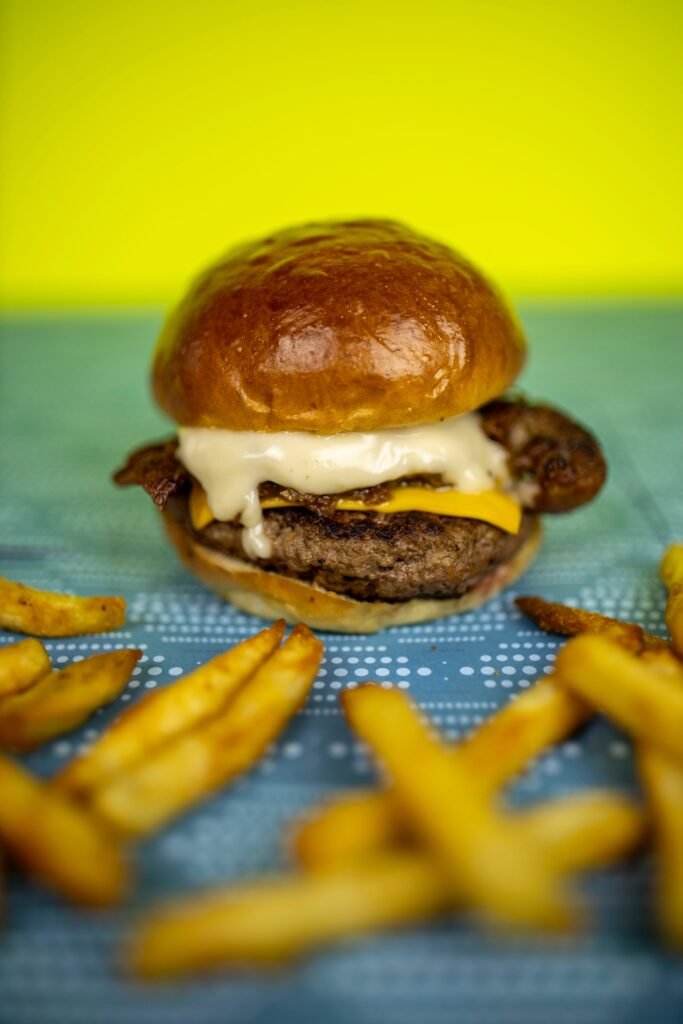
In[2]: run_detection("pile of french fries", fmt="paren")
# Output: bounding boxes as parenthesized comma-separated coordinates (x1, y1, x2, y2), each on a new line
(0, 577, 323, 926)
(127, 542, 683, 978)
(0, 575, 139, 749)
(2, 547, 683, 981)
(0, 575, 140, 753)
(0, 576, 135, 906)
(0, 641, 142, 751)
(57, 621, 322, 836)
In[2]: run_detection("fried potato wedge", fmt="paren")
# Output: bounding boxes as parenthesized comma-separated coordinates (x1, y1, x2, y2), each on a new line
(341, 686, 577, 931)
(130, 790, 643, 978)
(0, 576, 126, 637)
(0, 754, 128, 906)
(56, 621, 285, 797)
(661, 544, 683, 655)
(129, 851, 445, 977)
(0, 649, 141, 752)
(516, 595, 667, 653)
(0, 638, 51, 700)
(555, 635, 683, 760)
(294, 676, 589, 868)
(92, 625, 323, 835)
(638, 745, 683, 946)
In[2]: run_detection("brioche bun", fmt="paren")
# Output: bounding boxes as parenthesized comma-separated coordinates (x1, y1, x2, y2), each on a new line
(153, 220, 526, 434)
(162, 512, 542, 634)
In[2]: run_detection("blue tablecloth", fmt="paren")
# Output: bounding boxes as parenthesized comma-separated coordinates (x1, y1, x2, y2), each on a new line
(1, 306, 682, 1024)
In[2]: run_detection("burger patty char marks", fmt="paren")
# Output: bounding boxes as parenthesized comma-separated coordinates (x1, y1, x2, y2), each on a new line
(169, 497, 538, 602)
(114, 398, 606, 515)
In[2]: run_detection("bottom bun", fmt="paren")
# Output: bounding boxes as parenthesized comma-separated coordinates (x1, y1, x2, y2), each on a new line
(161, 512, 543, 634)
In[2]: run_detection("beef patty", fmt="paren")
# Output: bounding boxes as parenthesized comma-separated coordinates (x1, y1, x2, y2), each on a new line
(167, 496, 537, 603)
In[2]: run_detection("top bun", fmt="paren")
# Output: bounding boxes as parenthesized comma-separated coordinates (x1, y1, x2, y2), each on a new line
(152, 220, 526, 434)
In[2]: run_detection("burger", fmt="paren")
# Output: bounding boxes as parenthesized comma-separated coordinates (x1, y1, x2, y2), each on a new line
(115, 220, 606, 632)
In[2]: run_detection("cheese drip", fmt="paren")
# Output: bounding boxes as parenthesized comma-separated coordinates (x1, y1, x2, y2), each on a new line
(178, 413, 511, 559)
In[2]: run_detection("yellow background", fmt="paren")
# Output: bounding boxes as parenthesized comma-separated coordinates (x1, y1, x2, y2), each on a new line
(1, 0, 681, 308)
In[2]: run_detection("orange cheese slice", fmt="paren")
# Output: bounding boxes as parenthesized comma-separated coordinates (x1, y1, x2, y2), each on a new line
(190, 484, 521, 534)
(189, 485, 216, 531)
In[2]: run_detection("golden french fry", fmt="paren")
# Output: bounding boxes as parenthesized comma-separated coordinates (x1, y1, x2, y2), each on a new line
(638, 745, 683, 947)
(293, 790, 399, 869)
(516, 595, 667, 653)
(457, 677, 590, 788)
(662, 545, 683, 588)
(341, 686, 577, 931)
(661, 544, 683, 655)
(293, 676, 589, 868)
(0, 649, 141, 752)
(0, 638, 51, 699)
(640, 646, 683, 680)
(131, 790, 643, 978)
(514, 791, 646, 873)
(56, 621, 285, 797)
(0, 754, 128, 906)
(129, 851, 445, 977)
(0, 576, 126, 637)
(555, 635, 683, 761)
(92, 625, 323, 835)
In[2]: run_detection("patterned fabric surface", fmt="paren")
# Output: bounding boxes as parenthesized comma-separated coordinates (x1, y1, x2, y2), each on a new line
(0, 307, 682, 1024)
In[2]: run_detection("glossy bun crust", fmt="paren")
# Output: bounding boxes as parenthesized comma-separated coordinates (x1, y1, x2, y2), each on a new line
(162, 512, 543, 634)
(153, 220, 526, 433)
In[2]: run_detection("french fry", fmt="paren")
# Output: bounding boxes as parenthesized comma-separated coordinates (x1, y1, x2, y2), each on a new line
(293, 790, 400, 869)
(129, 851, 445, 977)
(0, 649, 141, 752)
(555, 635, 683, 761)
(512, 791, 646, 873)
(662, 544, 683, 587)
(91, 625, 323, 835)
(638, 745, 683, 947)
(56, 621, 286, 797)
(0, 576, 126, 637)
(293, 676, 589, 868)
(0, 638, 51, 699)
(516, 595, 667, 652)
(640, 646, 683, 680)
(341, 686, 577, 931)
(661, 544, 683, 655)
(0, 754, 128, 906)
(456, 677, 590, 789)
(130, 791, 644, 978)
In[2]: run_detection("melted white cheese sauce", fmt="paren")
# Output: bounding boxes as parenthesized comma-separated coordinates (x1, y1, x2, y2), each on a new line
(178, 413, 510, 559)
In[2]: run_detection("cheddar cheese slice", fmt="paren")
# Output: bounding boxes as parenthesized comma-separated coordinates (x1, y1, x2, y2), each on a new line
(190, 484, 521, 535)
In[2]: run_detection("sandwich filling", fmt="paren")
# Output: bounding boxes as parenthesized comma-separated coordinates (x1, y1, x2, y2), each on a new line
(177, 412, 514, 558)
(114, 397, 607, 603)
